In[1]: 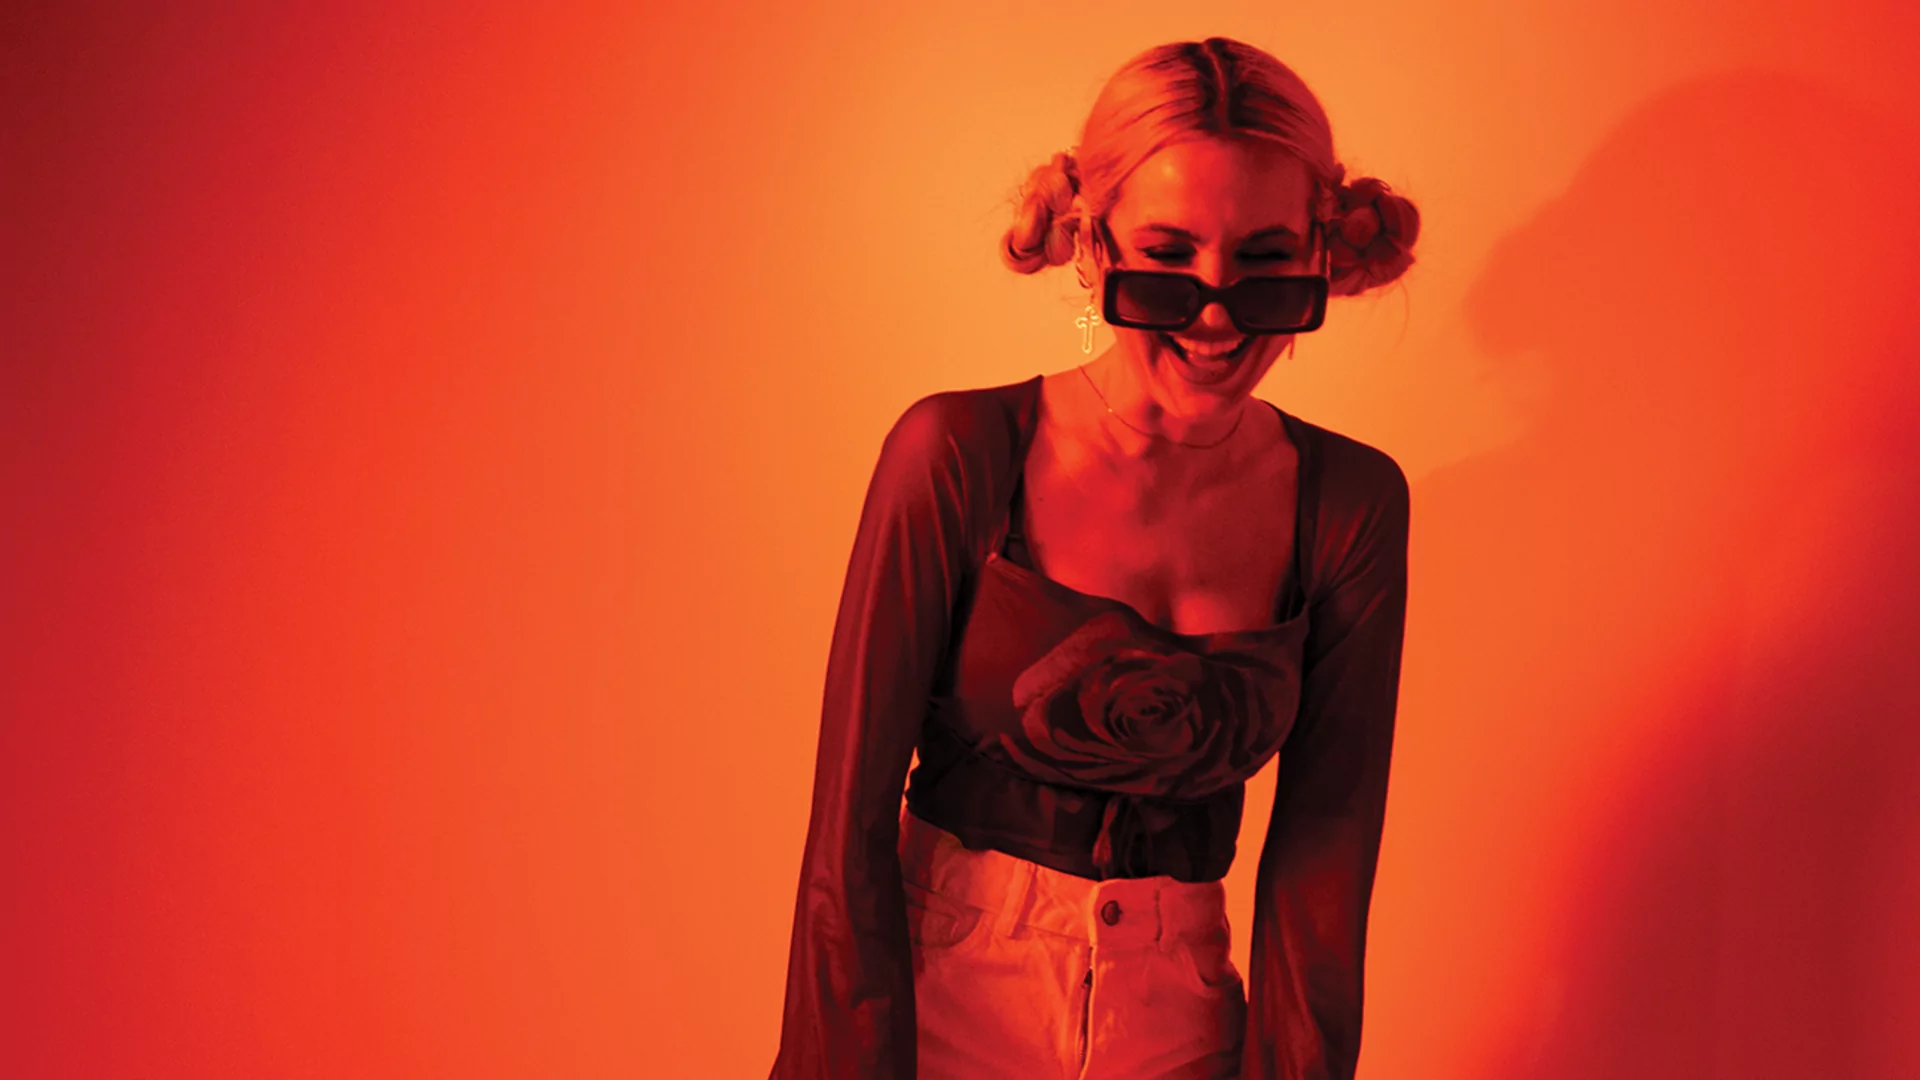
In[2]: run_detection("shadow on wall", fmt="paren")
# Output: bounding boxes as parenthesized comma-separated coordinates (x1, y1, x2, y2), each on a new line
(1403, 69, 1920, 1079)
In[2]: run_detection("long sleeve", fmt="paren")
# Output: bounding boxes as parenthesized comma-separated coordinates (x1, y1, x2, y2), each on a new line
(1242, 445, 1412, 1080)
(769, 394, 983, 1079)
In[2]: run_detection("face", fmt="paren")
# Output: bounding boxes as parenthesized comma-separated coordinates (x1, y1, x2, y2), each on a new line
(1091, 136, 1319, 397)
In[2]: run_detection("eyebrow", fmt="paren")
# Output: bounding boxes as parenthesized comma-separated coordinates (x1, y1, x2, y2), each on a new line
(1132, 223, 1303, 244)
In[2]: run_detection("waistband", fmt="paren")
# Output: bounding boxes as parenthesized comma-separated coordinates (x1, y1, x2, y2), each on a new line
(898, 806, 1228, 950)
(908, 711, 1244, 882)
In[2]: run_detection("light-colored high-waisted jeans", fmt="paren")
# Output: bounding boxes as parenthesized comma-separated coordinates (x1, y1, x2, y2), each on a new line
(898, 807, 1247, 1080)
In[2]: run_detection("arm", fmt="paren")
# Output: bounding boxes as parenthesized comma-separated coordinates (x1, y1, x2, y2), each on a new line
(1241, 453, 1411, 1080)
(769, 395, 979, 1079)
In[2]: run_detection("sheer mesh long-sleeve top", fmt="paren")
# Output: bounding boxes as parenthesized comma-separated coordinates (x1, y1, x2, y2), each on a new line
(771, 374, 1411, 1080)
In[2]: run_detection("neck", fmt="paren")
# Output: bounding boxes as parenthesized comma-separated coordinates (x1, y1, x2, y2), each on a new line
(1084, 349, 1249, 457)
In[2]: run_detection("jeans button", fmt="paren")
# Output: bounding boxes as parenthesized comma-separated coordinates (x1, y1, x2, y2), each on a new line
(1100, 900, 1122, 926)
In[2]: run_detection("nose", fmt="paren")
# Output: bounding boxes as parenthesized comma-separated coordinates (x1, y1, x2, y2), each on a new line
(1187, 252, 1236, 335)
(1191, 296, 1235, 334)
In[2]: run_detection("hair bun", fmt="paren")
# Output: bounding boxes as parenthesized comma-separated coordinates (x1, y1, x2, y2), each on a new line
(1001, 151, 1083, 274)
(1326, 175, 1420, 296)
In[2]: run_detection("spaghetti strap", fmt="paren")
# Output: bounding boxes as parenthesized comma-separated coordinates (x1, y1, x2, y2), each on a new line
(1000, 468, 1030, 565)
(1274, 402, 1314, 623)
(994, 379, 1041, 567)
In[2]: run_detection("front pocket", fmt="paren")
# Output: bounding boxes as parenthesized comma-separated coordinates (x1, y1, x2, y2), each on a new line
(1172, 929, 1242, 995)
(903, 879, 986, 950)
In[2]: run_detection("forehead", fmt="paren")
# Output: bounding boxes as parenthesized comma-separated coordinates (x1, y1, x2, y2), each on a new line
(1107, 136, 1314, 239)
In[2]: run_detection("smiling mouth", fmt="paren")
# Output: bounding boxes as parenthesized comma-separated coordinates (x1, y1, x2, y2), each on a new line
(1161, 333, 1254, 363)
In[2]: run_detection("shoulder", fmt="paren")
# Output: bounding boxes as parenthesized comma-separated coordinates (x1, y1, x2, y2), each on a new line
(880, 376, 1036, 471)
(1286, 412, 1411, 574)
(1282, 414, 1411, 607)
(1290, 412, 1410, 521)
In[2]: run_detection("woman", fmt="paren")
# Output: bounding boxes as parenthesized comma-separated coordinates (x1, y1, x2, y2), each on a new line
(770, 36, 1418, 1080)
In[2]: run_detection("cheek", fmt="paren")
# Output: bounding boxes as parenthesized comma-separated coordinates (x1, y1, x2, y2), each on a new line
(1241, 336, 1291, 378)
(1118, 326, 1171, 356)
(1241, 334, 1283, 361)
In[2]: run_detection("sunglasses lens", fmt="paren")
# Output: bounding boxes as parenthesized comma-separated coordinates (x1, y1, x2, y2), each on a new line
(1107, 272, 1327, 333)
(1111, 274, 1200, 328)
(1232, 278, 1323, 332)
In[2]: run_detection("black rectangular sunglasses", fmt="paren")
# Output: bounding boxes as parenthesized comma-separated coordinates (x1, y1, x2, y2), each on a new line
(1101, 241, 1331, 335)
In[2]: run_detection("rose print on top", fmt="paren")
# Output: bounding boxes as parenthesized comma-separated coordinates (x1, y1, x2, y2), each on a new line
(996, 609, 1302, 800)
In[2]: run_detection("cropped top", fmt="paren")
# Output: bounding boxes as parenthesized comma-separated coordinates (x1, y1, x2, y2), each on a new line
(906, 432, 1312, 885)
(770, 374, 1412, 1080)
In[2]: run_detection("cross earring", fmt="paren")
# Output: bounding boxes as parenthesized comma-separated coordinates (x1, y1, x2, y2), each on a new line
(1075, 291, 1102, 354)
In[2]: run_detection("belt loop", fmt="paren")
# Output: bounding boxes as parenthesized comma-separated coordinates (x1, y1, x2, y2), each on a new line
(995, 857, 1034, 939)
(1145, 880, 1176, 954)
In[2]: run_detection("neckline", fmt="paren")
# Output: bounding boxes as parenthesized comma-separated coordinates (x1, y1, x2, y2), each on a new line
(985, 551, 1308, 646)
(987, 373, 1314, 644)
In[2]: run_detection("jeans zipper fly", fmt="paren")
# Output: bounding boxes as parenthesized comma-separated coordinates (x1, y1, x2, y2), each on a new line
(1076, 966, 1093, 1070)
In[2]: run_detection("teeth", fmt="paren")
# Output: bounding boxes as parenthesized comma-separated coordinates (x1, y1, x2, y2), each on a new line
(1176, 337, 1244, 358)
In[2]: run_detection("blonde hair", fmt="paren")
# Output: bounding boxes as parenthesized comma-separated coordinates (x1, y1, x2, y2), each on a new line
(1001, 37, 1419, 297)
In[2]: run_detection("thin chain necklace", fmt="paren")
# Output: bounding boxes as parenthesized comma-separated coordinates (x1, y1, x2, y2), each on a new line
(1077, 362, 1247, 450)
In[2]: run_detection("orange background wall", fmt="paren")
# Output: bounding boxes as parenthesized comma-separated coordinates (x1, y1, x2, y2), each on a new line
(6, 3, 1918, 1077)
